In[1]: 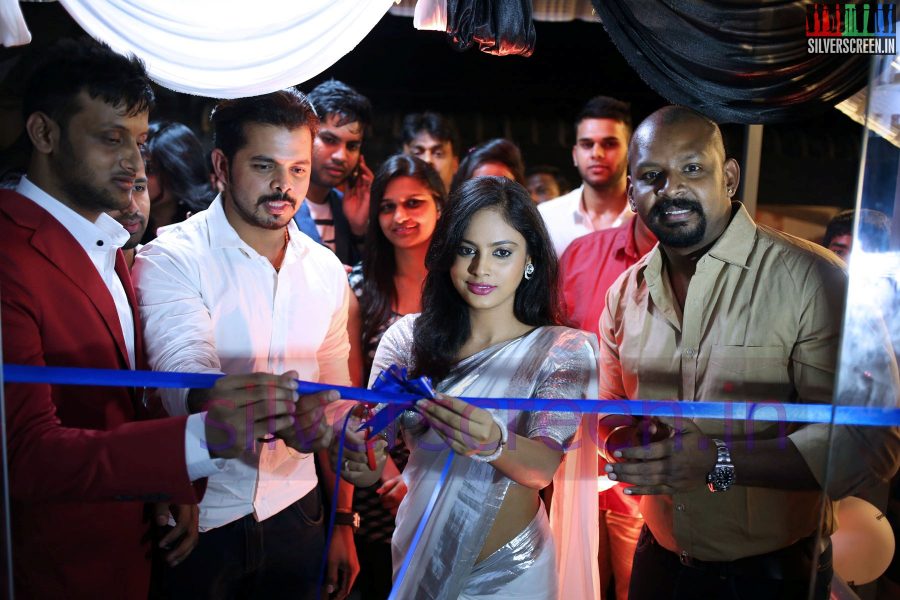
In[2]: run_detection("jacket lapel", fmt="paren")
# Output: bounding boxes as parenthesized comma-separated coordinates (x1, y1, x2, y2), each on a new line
(116, 250, 143, 369)
(28, 208, 131, 369)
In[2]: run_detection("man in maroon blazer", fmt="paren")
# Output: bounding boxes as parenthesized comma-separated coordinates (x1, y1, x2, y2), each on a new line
(0, 38, 337, 598)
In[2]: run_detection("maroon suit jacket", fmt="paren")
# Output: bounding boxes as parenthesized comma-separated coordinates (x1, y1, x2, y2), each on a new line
(0, 189, 205, 598)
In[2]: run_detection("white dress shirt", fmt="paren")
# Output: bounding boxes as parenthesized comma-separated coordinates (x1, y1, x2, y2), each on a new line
(537, 185, 633, 256)
(15, 176, 218, 481)
(133, 196, 352, 530)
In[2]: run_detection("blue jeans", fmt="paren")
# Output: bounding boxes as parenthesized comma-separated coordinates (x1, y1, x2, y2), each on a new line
(629, 526, 832, 600)
(163, 487, 325, 599)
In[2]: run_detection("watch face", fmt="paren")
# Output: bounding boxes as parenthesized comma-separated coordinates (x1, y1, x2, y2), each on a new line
(708, 464, 735, 492)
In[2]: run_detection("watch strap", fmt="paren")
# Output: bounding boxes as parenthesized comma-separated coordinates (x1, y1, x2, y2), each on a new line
(333, 511, 360, 531)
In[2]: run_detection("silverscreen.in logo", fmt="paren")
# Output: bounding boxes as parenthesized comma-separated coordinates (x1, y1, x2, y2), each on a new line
(807, 3, 896, 54)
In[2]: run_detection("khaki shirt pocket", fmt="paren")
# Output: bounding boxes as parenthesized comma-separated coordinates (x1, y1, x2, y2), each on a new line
(706, 344, 791, 397)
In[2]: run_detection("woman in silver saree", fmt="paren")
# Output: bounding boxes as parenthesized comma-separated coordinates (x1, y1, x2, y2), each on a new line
(341, 176, 601, 599)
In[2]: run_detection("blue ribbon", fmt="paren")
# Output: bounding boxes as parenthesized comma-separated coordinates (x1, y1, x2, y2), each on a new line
(363, 365, 437, 436)
(5, 364, 900, 427)
(366, 367, 445, 599)
(5, 362, 900, 599)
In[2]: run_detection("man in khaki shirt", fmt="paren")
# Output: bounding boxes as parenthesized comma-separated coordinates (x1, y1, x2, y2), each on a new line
(601, 106, 900, 599)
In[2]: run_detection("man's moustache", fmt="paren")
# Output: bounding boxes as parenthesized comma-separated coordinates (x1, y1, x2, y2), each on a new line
(257, 193, 297, 206)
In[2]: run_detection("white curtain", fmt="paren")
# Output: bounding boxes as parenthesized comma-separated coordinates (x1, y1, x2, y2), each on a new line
(39, 0, 397, 98)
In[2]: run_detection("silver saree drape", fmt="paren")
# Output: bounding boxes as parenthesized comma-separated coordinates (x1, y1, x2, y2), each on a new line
(369, 315, 602, 599)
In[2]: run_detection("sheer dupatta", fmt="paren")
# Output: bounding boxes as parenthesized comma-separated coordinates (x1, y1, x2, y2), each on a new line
(369, 315, 601, 599)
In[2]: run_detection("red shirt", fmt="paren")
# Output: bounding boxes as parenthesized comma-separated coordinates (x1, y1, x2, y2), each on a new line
(559, 217, 656, 515)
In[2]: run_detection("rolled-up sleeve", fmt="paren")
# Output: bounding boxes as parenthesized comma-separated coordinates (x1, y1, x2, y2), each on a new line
(318, 282, 354, 425)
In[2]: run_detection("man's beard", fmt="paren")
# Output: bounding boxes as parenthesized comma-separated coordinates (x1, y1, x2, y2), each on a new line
(230, 188, 297, 230)
(646, 197, 707, 248)
(56, 134, 127, 213)
(118, 213, 147, 249)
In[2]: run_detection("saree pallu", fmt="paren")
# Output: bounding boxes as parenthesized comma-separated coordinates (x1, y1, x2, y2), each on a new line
(369, 315, 602, 599)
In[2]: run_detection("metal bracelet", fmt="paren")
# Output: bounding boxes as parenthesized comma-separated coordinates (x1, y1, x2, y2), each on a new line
(470, 412, 508, 463)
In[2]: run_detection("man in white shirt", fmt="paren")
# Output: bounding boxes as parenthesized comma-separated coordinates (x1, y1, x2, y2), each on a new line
(134, 89, 359, 599)
(0, 38, 323, 599)
(538, 96, 633, 255)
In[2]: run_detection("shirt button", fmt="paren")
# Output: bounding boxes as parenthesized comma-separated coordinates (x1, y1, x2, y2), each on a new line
(680, 551, 690, 565)
(684, 348, 696, 358)
(676, 503, 685, 511)
(96, 240, 104, 247)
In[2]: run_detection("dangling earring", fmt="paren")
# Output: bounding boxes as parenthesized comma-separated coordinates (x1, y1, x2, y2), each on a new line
(524, 262, 535, 280)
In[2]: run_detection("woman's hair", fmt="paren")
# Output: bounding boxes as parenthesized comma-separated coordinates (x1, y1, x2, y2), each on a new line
(145, 121, 216, 220)
(450, 138, 526, 193)
(411, 176, 562, 382)
(360, 154, 447, 352)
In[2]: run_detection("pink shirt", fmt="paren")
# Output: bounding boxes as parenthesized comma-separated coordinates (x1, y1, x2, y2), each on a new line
(559, 216, 656, 516)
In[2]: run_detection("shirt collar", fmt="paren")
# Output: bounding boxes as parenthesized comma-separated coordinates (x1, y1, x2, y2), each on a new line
(16, 175, 129, 252)
(706, 203, 757, 268)
(639, 202, 757, 280)
(618, 217, 639, 260)
(207, 195, 246, 249)
(207, 193, 307, 258)
(575, 186, 634, 227)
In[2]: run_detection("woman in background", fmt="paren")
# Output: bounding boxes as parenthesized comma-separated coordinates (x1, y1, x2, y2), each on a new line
(343, 176, 600, 599)
(450, 138, 526, 193)
(142, 121, 216, 242)
(349, 154, 446, 378)
(347, 154, 446, 599)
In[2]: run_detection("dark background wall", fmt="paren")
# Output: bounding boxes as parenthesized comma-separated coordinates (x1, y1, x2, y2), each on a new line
(0, 3, 865, 208)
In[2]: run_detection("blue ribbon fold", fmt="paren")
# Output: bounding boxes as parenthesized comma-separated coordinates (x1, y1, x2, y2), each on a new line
(360, 365, 436, 437)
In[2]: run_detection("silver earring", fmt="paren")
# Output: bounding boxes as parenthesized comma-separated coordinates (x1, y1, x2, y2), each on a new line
(524, 263, 535, 280)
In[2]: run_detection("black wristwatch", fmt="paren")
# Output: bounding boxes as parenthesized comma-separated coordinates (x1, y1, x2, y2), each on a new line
(706, 438, 735, 492)
(334, 511, 361, 532)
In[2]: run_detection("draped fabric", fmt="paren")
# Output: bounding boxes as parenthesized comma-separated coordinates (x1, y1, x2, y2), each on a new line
(0, 0, 30, 46)
(446, 0, 537, 56)
(37, 0, 397, 98)
(591, 0, 870, 124)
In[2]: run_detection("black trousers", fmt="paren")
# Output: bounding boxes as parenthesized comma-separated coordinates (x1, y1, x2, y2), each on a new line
(162, 487, 325, 600)
(629, 526, 832, 600)
(351, 537, 394, 600)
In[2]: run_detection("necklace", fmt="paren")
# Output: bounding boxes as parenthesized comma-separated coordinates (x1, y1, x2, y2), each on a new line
(274, 228, 289, 273)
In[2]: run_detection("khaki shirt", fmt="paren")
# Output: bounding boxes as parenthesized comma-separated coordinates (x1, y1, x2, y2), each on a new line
(598, 203, 900, 561)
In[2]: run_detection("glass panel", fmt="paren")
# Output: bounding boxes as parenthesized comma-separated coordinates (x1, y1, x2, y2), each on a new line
(0, 290, 12, 597)
(826, 53, 900, 598)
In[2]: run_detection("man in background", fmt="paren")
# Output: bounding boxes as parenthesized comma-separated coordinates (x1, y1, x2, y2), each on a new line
(526, 164, 569, 204)
(822, 207, 891, 260)
(559, 213, 656, 600)
(539, 95, 632, 255)
(296, 79, 372, 266)
(108, 167, 150, 268)
(401, 110, 460, 192)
